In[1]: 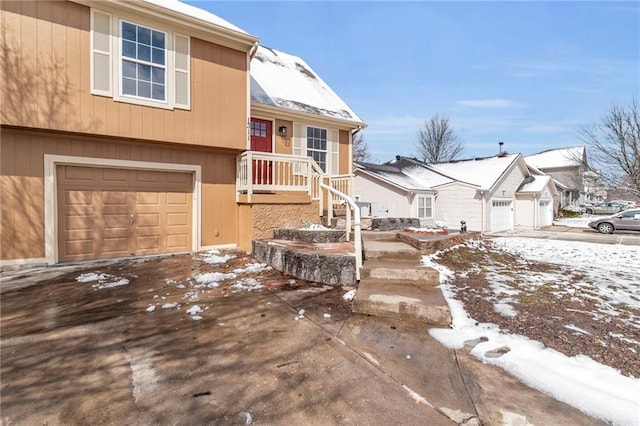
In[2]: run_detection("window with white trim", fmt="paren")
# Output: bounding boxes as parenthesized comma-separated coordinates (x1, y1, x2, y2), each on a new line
(417, 195, 433, 219)
(307, 126, 328, 172)
(90, 9, 190, 110)
(121, 21, 166, 102)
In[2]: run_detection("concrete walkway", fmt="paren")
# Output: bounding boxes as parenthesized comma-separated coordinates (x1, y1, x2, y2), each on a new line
(0, 252, 604, 425)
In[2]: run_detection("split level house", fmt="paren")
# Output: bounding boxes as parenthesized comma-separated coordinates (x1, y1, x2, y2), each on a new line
(354, 153, 558, 233)
(0, 0, 365, 268)
(524, 146, 606, 207)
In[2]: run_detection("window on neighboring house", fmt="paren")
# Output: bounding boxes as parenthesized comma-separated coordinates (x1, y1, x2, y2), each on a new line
(90, 9, 190, 110)
(417, 195, 433, 219)
(307, 126, 327, 172)
(121, 21, 166, 102)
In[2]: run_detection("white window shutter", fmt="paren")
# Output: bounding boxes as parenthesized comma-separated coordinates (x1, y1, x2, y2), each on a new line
(293, 123, 304, 156)
(330, 129, 339, 176)
(174, 33, 190, 110)
(91, 9, 112, 95)
(293, 123, 304, 174)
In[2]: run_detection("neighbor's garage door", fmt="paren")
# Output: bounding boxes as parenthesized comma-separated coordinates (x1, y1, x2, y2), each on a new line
(57, 165, 193, 262)
(538, 200, 553, 227)
(491, 200, 513, 232)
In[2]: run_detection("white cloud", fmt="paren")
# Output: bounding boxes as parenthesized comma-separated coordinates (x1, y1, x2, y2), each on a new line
(456, 99, 523, 109)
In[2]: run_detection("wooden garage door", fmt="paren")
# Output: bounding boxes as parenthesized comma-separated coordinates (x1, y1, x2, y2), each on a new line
(57, 165, 193, 262)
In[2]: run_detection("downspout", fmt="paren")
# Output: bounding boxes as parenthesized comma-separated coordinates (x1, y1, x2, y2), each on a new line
(479, 190, 486, 234)
(249, 41, 259, 60)
(533, 194, 539, 230)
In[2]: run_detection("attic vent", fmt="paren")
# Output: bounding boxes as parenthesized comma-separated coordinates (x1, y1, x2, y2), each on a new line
(295, 63, 316, 79)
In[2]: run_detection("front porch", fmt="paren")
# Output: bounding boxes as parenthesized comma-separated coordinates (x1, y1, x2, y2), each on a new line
(236, 151, 355, 228)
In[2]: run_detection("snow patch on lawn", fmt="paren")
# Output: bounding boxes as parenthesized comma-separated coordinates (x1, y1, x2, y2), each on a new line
(425, 238, 640, 426)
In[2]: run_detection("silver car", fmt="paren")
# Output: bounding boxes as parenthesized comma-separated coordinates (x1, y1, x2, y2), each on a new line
(588, 209, 640, 234)
(585, 202, 624, 215)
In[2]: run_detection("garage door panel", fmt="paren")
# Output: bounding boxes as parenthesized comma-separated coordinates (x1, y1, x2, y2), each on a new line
(167, 234, 188, 248)
(102, 237, 130, 254)
(136, 213, 160, 227)
(65, 240, 93, 256)
(166, 192, 189, 205)
(136, 192, 160, 205)
(65, 214, 94, 230)
(167, 212, 188, 226)
(136, 236, 161, 251)
(57, 165, 193, 262)
(103, 191, 128, 205)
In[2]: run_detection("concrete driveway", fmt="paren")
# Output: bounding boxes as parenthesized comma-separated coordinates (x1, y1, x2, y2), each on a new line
(493, 225, 640, 245)
(0, 252, 602, 425)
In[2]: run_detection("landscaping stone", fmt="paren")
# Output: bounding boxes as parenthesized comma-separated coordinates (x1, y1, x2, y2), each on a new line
(273, 228, 346, 243)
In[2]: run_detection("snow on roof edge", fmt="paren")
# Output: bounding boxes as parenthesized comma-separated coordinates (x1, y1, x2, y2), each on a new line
(142, 0, 255, 38)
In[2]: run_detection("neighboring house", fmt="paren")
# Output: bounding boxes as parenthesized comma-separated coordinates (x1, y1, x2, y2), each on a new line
(525, 146, 605, 207)
(353, 161, 450, 223)
(354, 153, 558, 232)
(0, 0, 364, 268)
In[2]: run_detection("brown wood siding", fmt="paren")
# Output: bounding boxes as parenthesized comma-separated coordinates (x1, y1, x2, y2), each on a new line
(1, 1, 248, 150)
(274, 119, 293, 154)
(339, 129, 350, 175)
(0, 128, 239, 261)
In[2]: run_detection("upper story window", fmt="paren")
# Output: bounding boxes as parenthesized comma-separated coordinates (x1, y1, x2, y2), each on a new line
(121, 21, 167, 102)
(307, 126, 327, 172)
(91, 9, 190, 110)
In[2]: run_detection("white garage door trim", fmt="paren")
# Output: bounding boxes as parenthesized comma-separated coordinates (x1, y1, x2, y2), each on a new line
(44, 154, 201, 264)
(491, 199, 513, 232)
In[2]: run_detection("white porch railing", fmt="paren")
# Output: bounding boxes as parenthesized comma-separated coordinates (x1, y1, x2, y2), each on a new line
(236, 151, 353, 215)
(237, 151, 323, 204)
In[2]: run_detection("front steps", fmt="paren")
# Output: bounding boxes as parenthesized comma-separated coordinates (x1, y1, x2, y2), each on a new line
(352, 231, 452, 326)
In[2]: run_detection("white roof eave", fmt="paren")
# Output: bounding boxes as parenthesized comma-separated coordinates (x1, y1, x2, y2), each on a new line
(251, 102, 367, 130)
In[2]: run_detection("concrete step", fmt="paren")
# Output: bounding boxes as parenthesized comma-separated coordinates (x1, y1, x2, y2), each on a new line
(361, 231, 398, 242)
(362, 259, 439, 284)
(353, 278, 451, 326)
(363, 240, 421, 260)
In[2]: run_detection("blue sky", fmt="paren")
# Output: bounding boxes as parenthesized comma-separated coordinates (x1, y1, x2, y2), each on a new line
(190, 1, 639, 162)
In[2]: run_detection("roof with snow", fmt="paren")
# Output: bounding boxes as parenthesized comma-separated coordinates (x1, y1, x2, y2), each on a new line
(356, 160, 453, 191)
(250, 46, 365, 126)
(142, 0, 250, 35)
(425, 153, 522, 190)
(517, 175, 554, 193)
(525, 147, 586, 169)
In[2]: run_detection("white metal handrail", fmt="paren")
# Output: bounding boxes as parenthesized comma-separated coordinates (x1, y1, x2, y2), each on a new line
(320, 182, 362, 281)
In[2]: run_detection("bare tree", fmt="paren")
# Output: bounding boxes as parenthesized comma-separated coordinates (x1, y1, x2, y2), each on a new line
(415, 114, 463, 163)
(579, 99, 640, 197)
(353, 132, 372, 163)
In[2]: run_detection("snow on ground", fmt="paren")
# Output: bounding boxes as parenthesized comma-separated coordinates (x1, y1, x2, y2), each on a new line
(76, 272, 130, 290)
(425, 238, 640, 426)
(146, 256, 272, 318)
(553, 214, 596, 228)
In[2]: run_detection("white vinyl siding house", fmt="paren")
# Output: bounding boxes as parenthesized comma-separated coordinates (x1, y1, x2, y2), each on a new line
(355, 153, 559, 233)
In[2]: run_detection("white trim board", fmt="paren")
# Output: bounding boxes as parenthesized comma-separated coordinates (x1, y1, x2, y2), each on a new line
(44, 154, 202, 264)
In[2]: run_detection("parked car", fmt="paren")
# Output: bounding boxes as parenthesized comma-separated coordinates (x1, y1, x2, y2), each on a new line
(584, 202, 625, 215)
(609, 200, 640, 210)
(588, 209, 640, 234)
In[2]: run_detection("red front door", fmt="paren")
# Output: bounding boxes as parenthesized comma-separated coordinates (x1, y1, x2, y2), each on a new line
(250, 118, 272, 185)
